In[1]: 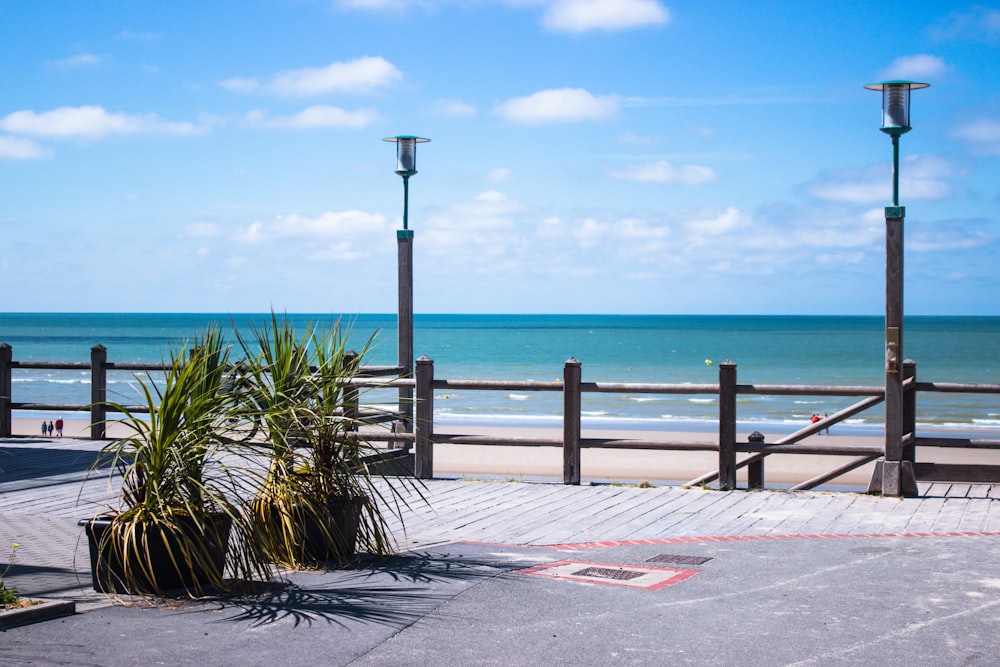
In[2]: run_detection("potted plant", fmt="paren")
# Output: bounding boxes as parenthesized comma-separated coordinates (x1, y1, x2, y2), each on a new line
(236, 313, 419, 568)
(83, 327, 267, 596)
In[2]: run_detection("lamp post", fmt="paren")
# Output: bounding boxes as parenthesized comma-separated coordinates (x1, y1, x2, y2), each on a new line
(864, 80, 928, 497)
(383, 135, 430, 429)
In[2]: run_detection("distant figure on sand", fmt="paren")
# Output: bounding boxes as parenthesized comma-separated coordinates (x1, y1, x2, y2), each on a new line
(55, 417, 64, 437)
(41, 421, 47, 436)
(47, 421, 54, 437)
(822, 413, 830, 435)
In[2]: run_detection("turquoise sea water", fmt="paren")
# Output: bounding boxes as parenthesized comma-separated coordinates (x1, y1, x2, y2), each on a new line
(2, 313, 998, 434)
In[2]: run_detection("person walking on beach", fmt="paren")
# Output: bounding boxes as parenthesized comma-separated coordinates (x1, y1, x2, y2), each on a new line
(822, 413, 830, 436)
(41, 420, 48, 436)
(47, 421, 54, 437)
(55, 417, 63, 437)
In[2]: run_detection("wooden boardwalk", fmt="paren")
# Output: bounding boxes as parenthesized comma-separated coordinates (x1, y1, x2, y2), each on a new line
(2, 436, 1000, 606)
(3, 437, 999, 551)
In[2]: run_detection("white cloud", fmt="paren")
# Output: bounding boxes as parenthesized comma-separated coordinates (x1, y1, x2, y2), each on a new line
(879, 54, 949, 80)
(0, 135, 52, 160)
(0, 106, 203, 140)
(487, 167, 511, 182)
(542, 0, 670, 33)
(930, 7, 1000, 42)
(432, 99, 478, 117)
(185, 222, 221, 237)
(494, 88, 619, 123)
(422, 190, 524, 255)
(219, 77, 260, 94)
(234, 211, 390, 246)
(51, 53, 103, 67)
(805, 155, 955, 203)
(683, 207, 749, 237)
(951, 118, 1000, 155)
(244, 106, 379, 129)
(336, 0, 412, 8)
(611, 160, 717, 185)
(224, 56, 403, 97)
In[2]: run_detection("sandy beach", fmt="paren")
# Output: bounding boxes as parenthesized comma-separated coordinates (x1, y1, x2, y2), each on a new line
(11, 416, 1000, 491)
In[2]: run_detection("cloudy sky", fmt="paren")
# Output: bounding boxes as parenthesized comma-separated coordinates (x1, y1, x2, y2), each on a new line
(1, 1, 998, 315)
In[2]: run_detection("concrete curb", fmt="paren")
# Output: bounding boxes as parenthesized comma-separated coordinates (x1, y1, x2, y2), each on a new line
(0, 598, 76, 630)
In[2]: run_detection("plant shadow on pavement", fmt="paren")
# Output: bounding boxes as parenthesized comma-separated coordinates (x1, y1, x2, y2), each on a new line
(212, 550, 525, 629)
(0, 446, 108, 484)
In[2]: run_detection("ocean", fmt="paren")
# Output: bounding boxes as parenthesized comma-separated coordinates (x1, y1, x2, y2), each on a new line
(2, 313, 998, 435)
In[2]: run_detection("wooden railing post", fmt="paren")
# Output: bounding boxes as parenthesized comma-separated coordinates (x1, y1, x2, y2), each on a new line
(747, 431, 765, 489)
(414, 355, 434, 479)
(0, 343, 12, 437)
(90, 344, 107, 440)
(563, 357, 582, 485)
(903, 359, 916, 463)
(718, 360, 737, 490)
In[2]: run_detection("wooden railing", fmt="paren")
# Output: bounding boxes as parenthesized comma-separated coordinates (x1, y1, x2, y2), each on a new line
(402, 356, 1000, 493)
(3, 343, 1000, 493)
(0, 343, 404, 440)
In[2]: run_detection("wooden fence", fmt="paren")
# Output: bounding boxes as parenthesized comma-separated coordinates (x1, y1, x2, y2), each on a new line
(3, 343, 999, 494)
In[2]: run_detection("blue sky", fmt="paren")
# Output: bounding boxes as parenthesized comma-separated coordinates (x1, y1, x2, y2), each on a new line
(1, 1, 998, 315)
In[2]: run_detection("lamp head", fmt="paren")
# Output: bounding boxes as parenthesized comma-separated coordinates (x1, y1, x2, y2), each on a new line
(383, 135, 431, 177)
(864, 80, 929, 137)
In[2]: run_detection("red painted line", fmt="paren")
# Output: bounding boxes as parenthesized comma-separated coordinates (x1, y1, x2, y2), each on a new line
(464, 530, 1000, 551)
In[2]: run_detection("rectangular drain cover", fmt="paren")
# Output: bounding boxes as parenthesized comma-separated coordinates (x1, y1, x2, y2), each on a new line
(646, 554, 713, 566)
(572, 567, 645, 581)
(515, 560, 699, 590)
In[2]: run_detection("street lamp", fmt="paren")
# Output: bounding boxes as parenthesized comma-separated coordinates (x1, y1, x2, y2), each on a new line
(383, 135, 430, 429)
(864, 80, 929, 497)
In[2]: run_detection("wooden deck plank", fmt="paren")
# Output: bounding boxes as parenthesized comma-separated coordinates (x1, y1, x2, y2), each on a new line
(390, 483, 566, 544)
(932, 497, 970, 532)
(417, 484, 592, 545)
(630, 489, 765, 539)
(731, 491, 803, 536)
(763, 493, 842, 535)
(966, 485, 990, 499)
(536, 486, 659, 544)
(902, 496, 946, 533)
(610, 488, 728, 540)
(983, 502, 1000, 532)
(468, 486, 610, 544)
(958, 497, 993, 532)
(849, 495, 910, 534)
(491, 486, 636, 544)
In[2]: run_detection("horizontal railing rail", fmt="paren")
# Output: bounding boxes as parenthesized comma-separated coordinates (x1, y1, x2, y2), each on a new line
(3, 343, 999, 493)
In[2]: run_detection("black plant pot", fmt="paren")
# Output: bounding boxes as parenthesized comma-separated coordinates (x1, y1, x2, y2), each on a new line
(82, 513, 232, 595)
(254, 496, 361, 566)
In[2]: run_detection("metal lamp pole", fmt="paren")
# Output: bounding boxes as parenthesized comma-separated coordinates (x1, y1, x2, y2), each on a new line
(383, 135, 430, 429)
(864, 80, 929, 497)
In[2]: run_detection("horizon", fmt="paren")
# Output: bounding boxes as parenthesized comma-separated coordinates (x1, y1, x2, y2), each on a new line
(2, 2, 998, 316)
(3, 311, 998, 319)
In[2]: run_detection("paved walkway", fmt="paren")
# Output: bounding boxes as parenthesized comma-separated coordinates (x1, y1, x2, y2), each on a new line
(2, 437, 1000, 665)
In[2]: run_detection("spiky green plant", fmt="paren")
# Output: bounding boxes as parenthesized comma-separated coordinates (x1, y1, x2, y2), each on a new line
(90, 326, 270, 596)
(236, 312, 421, 568)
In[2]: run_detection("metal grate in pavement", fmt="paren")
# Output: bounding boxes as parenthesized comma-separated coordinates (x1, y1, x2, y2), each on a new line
(572, 566, 645, 581)
(646, 554, 713, 565)
(515, 560, 699, 590)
